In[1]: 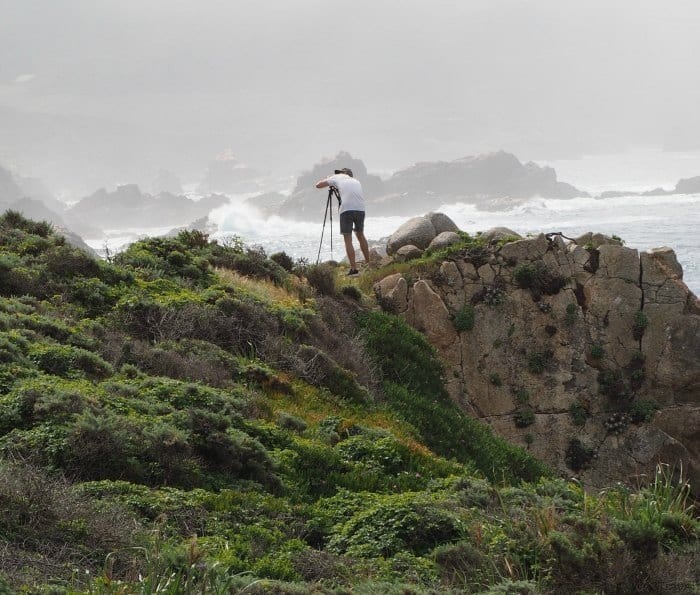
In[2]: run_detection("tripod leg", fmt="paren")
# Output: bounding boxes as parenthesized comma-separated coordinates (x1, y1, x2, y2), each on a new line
(316, 194, 331, 265)
(330, 204, 333, 259)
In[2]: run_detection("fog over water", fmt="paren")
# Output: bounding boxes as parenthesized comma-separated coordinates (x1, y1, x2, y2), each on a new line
(2, 1, 700, 193)
(2, 2, 700, 292)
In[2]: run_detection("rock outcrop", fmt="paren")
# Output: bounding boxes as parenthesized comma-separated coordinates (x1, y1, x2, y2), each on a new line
(271, 151, 586, 222)
(598, 174, 700, 198)
(374, 219, 700, 491)
(65, 184, 228, 230)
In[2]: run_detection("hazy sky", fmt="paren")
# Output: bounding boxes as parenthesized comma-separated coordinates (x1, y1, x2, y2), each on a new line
(1, 0, 699, 190)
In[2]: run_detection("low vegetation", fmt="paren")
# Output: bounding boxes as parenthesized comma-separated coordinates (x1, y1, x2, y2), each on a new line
(0, 211, 697, 594)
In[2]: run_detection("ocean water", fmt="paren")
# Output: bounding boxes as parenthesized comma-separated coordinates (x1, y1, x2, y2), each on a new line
(87, 149, 700, 295)
(202, 192, 699, 296)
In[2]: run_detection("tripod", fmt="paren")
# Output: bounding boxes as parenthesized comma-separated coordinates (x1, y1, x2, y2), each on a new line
(316, 186, 341, 265)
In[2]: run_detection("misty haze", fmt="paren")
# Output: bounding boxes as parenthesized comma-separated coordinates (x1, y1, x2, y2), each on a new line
(2, 0, 698, 291)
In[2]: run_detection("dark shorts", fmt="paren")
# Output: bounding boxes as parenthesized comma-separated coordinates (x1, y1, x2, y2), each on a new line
(340, 210, 365, 235)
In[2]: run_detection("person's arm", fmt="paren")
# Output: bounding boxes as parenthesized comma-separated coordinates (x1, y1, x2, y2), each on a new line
(315, 178, 329, 189)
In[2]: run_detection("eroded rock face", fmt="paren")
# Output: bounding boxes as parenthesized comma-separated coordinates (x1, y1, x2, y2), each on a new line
(374, 229, 700, 492)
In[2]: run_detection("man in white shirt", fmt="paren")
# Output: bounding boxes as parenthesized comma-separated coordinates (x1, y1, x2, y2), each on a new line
(315, 167, 370, 276)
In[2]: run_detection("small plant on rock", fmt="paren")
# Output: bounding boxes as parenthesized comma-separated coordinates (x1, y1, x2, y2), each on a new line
(514, 407, 535, 428)
(569, 401, 588, 426)
(565, 438, 596, 471)
(589, 343, 605, 360)
(453, 304, 475, 331)
(527, 350, 551, 374)
(629, 399, 659, 423)
(632, 310, 649, 340)
(598, 369, 629, 399)
(514, 388, 530, 405)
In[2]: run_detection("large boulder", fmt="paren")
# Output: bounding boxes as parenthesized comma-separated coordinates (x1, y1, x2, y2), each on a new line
(499, 233, 549, 262)
(428, 231, 461, 251)
(426, 212, 460, 234)
(373, 273, 409, 313)
(482, 227, 522, 243)
(394, 244, 424, 262)
(386, 216, 437, 255)
(406, 280, 457, 350)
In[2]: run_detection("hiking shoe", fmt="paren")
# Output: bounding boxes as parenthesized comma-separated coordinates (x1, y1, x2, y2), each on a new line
(346, 268, 360, 277)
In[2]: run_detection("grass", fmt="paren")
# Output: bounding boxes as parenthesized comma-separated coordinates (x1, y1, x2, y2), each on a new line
(215, 268, 311, 310)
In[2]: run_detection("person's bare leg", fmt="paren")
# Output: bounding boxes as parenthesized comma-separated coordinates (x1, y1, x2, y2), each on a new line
(355, 231, 370, 264)
(343, 233, 357, 270)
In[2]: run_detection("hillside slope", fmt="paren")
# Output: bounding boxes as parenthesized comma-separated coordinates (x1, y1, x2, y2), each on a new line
(0, 210, 697, 594)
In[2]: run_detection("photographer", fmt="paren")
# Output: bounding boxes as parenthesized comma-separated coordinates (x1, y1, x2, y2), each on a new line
(315, 167, 370, 276)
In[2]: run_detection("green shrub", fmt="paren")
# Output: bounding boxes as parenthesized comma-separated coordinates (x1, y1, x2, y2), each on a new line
(598, 369, 628, 399)
(569, 401, 588, 426)
(0, 253, 38, 297)
(513, 263, 538, 288)
(341, 284, 362, 301)
(630, 368, 646, 389)
(326, 493, 461, 557)
(270, 251, 295, 272)
(489, 372, 503, 386)
(615, 519, 663, 558)
(306, 263, 336, 296)
(335, 435, 411, 475)
(512, 261, 567, 298)
(0, 334, 27, 365)
(565, 438, 595, 471)
(453, 304, 475, 331)
(277, 412, 308, 433)
(356, 311, 444, 396)
(44, 244, 101, 279)
(28, 343, 113, 380)
(187, 409, 279, 489)
(0, 210, 53, 237)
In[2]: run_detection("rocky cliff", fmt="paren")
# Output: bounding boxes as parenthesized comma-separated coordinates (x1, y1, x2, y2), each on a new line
(374, 217, 700, 491)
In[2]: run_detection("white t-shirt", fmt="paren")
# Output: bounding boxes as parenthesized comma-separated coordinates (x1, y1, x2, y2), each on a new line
(326, 174, 365, 214)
